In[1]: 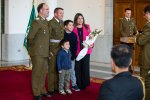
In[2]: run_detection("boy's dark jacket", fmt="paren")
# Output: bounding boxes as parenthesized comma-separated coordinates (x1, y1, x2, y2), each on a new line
(57, 48, 72, 71)
(64, 31, 77, 60)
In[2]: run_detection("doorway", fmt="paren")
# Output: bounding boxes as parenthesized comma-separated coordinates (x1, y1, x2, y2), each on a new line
(113, 0, 150, 66)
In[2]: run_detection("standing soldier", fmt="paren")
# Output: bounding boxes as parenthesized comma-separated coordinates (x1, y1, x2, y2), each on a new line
(48, 7, 64, 95)
(119, 8, 138, 37)
(27, 3, 51, 100)
(137, 5, 150, 100)
(119, 8, 138, 73)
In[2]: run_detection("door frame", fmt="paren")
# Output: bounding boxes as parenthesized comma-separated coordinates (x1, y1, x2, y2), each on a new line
(0, 0, 5, 60)
(0, 0, 2, 60)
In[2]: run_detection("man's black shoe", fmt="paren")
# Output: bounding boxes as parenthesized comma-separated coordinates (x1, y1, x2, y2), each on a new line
(48, 91, 55, 96)
(81, 87, 86, 90)
(54, 89, 59, 93)
(34, 96, 41, 100)
(41, 93, 51, 97)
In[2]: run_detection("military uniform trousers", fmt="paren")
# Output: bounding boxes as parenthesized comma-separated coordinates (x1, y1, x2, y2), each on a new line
(48, 55, 58, 92)
(140, 68, 150, 100)
(58, 69, 71, 91)
(31, 56, 49, 96)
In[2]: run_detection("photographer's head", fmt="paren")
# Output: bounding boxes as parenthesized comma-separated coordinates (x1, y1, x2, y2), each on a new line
(111, 44, 132, 73)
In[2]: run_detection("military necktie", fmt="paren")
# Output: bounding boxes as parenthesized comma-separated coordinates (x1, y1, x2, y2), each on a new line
(59, 21, 61, 25)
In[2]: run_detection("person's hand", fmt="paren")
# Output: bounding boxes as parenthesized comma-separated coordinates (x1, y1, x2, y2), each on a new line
(49, 52, 54, 59)
(50, 52, 54, 57)
(59, 70, 62, 73)
(148, 70, 150, 74)
(88, 44, 94, 48)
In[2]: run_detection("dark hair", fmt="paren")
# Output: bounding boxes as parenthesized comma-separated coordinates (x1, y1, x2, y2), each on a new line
(125, 8, 131, 12)
(64, 20, 73, 26)
(59, 39, 69, 47)
(144, 5, 150, 14)
(74, 13, 88, 29)
(37, 3, 46, 13)
(54, 7, 64, 13)
(111, 44, 132, 68)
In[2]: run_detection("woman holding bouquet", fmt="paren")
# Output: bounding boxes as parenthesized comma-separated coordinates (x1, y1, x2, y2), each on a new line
(73, 13, 93, 90)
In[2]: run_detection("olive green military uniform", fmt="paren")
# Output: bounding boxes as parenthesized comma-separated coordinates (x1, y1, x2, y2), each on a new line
(48, 17, 64, 92)
(137, 21, 150, 100)
(27, 16, 50, 96)
(119, 17, 138, 37)
(119, 17, 138, 73)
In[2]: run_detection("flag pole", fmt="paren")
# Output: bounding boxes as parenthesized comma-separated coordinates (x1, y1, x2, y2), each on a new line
(29, 0, 35, 68)
(23, 0, 36, 68)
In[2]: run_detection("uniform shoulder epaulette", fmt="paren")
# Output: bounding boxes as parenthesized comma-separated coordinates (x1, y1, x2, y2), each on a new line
(133, 75, 145, 100)
(119, 18, 124, 21)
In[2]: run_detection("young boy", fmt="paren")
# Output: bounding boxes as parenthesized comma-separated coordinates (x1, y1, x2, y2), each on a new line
(57, 39, 72, 95)
(64, 20, 80, 91)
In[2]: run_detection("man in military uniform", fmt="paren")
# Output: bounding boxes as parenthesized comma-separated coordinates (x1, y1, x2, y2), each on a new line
(48, 7, 64, 95)
(27, 3, 51, 100)
(119, 8, 138, 37)
(119, 8, 138, 73)
(137, 5, 150, 100)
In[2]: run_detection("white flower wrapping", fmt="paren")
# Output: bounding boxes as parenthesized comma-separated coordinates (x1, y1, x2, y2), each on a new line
(76, 29, 102, 61)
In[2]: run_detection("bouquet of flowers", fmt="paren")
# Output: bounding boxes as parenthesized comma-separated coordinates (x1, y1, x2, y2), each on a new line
(76, 29, 102, 61)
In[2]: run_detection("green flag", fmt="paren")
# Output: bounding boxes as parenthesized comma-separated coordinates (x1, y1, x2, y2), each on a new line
(23, 4, 36, 49)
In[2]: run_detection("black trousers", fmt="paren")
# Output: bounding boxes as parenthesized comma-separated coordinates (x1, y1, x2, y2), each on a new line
(75, 54, 90, 89)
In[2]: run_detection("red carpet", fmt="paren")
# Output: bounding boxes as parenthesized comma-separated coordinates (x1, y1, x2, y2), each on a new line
(0, 69, 101, 100)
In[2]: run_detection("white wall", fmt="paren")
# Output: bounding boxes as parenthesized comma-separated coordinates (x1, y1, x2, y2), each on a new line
(58, 0, 105, 32)
(58, 0, 113, 63)
(5, 0, 56, 34)
(91, 0, 113, 63)
(5, 0, 31, 34)
(2, 0, 57, 61)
